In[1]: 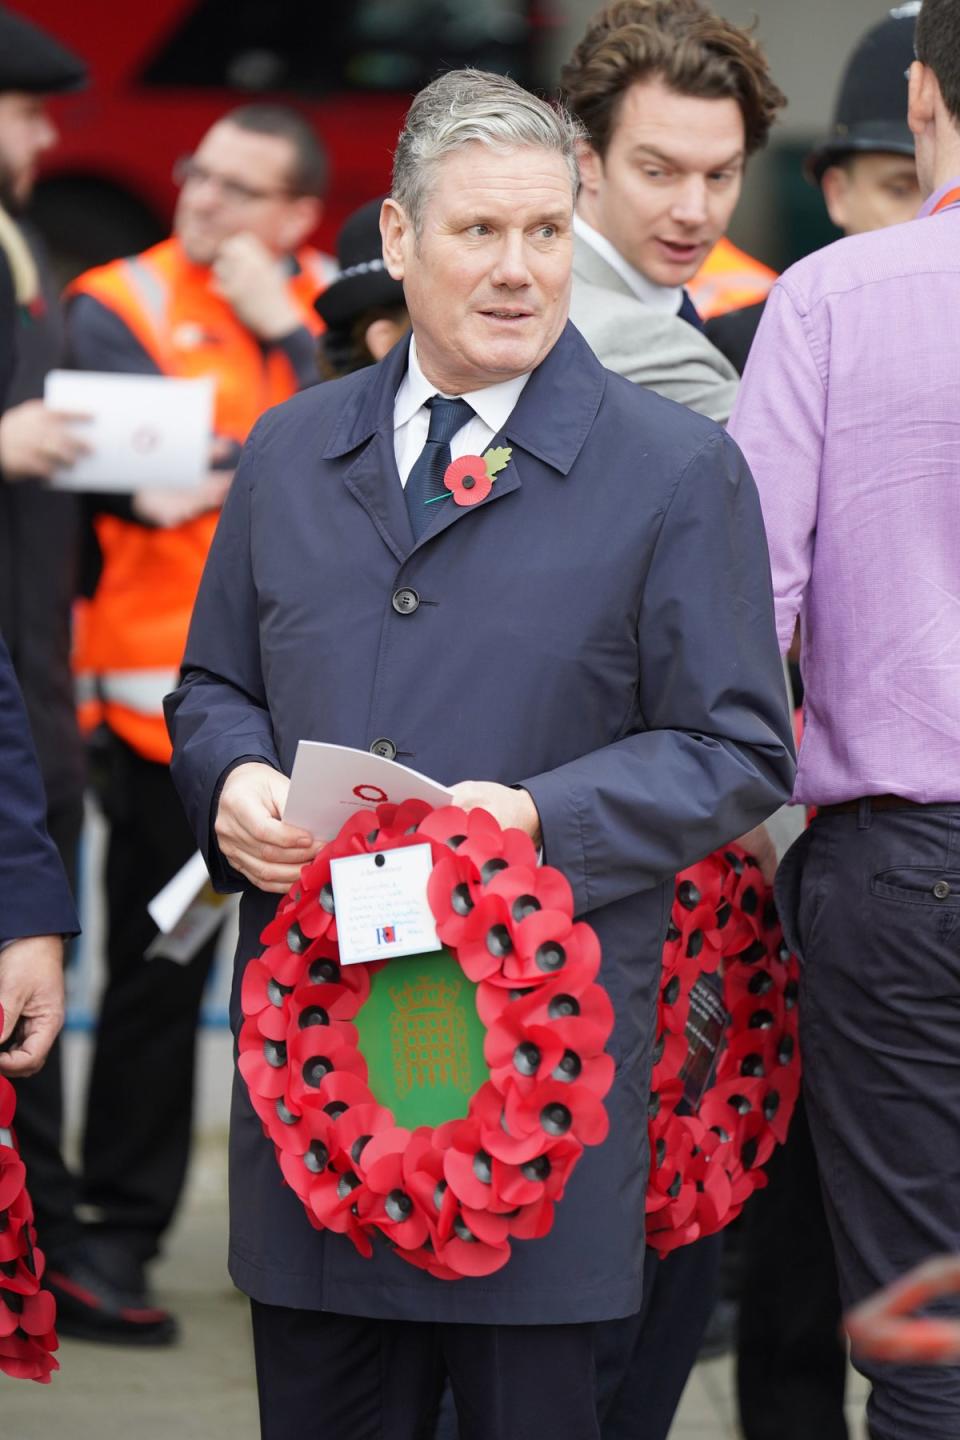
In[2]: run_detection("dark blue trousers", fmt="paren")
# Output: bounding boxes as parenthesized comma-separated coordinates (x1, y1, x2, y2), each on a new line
(434, 1236, 721, 1440)
(251, 1302, 600, 1440)
(776, 804, 960, 1440)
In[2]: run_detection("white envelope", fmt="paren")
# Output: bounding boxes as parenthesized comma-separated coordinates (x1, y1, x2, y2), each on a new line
(44, 369, 214, 491)
(283, 741, 453, 839)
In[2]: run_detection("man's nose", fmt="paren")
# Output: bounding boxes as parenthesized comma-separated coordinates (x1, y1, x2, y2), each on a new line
(490, 233, 532, 288)
(670, 177, 709, 227)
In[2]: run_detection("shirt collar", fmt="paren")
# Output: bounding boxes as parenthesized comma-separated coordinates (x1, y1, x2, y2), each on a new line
(394, 335, 531, 435)
(918, 175, 960, 218)
(573, 213, 684, 314)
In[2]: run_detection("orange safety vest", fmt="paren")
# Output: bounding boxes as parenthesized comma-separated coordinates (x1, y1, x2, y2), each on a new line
(686, 236, 777, 321)
(69, 236, 325, 763)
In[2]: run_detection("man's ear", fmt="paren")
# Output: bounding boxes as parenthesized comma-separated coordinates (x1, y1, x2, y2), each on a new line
(575, 139, 603, 197)
(365, 315, 409, 362)
(820, 165, 851, 231)
(380, 198, 410, 281)
(908, 59, 936, 140)
(278, 196, 322, 253)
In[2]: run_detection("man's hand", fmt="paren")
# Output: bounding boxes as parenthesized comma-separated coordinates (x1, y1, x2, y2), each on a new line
(0, 935, 66, 1077)
(132, 471, 232, 528)
(211, 234, 302, 341)
(215, 762, 323, 893)
(0, 399, 91, 480)
(448, 781, 542, 846)
(736, 822, 778, 885)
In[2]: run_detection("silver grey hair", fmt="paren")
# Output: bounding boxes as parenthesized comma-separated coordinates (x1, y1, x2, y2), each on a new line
(392, 68, 583, 232)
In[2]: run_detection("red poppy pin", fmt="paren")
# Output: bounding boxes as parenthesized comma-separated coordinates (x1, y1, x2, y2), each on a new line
(442, 446, 512, 507)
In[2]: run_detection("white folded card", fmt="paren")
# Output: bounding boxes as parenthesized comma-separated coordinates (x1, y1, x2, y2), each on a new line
(146, 849, 235, 965)
(44, 369, 214, 491)
(330, 843, 442, 966)
(283, 741, 453, 839)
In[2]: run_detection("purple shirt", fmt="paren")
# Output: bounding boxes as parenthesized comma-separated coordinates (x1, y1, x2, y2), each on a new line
(729, 180, 960, 806)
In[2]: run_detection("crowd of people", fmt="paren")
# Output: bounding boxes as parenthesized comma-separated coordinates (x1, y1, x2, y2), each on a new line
(1, 1, 958, 1438)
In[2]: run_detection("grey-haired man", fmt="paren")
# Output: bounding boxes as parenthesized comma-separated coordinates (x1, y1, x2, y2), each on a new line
(167, 68, 793, 1438)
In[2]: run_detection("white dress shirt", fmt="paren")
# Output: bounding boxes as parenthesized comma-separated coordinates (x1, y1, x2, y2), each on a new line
(393, 337, 531, 486)
(573, 213, 683, 316)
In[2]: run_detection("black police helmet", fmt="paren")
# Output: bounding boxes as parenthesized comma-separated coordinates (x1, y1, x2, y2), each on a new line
(314, 196, 405, 329)
(806, 5, 919, 185)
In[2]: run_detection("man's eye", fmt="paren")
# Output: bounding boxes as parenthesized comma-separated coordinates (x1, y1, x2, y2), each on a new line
(708, 171, 736, 185)
(536, 225, 557, 239)
(467, 224, 491, 236)
(642, 167, 666, 180)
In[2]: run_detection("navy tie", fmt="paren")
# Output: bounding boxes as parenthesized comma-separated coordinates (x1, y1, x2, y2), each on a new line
(404, 396, 474, 541)
(678, 288, 705, 331)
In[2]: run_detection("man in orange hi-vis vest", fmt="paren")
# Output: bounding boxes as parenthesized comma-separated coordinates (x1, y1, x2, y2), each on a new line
(54, 104, 329, 1345)
(686, 233, 777, 321)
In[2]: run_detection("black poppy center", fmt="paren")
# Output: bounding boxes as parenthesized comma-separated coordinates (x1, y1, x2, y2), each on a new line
(299, 1005, 330, 1028)
(520, 1154, 551, 1182)
(553, 1049, 582, 1083)
(309, 959, 340, 985)
(540, 1102, 572, 1136)
(286, 922, 308, 955)
(535, 941, 566, 973)
(302, 1056, 334, 1087)
(472, 1150, 493, 1185)
(385, 1189, 414, 1223)
(514, 1041, 541, 1077)
(264, 1039, 287, 1068)
(350, 1135, 372, 1163)
(548, 994, 579, 1020)
(512, 893, 541, 922)
(303, 1141, 329, 1173)
(451, 883, 474, 917)
(486, 924, 513, 958)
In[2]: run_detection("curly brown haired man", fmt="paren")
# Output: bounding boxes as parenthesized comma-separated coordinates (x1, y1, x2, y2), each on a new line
(559, 0, 784, 422)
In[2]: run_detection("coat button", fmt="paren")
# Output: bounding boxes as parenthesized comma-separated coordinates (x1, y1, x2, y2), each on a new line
(392, 587, 420, 615)
(370, 738, 397, 761)
(933, 880, 951, 900)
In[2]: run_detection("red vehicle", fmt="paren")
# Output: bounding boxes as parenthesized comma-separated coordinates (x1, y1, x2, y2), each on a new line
(13, 0, 557, 273)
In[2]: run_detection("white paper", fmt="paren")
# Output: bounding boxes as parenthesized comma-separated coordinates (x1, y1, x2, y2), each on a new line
(146, 851, 235, 965)
(148, 851, 211, 933)
(330, 843, 441, 966)
(145, 892, 236, 965)
(44, 369, 214, 491)
(283, 741, 453, 838)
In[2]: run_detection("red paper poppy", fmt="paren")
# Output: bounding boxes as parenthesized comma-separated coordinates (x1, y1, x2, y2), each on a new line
(0, 1007, 60, 1382)
(444, 454, 492, 506)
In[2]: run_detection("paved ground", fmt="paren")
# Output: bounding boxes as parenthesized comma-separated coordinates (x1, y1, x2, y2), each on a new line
(3, 1129, 870, 1439)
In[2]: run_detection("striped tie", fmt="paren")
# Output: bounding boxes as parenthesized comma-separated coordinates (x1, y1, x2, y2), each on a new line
(404, 396, 474, 541)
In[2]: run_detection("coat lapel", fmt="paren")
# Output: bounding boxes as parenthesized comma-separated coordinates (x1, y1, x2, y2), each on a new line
(323, 323, 606, 559)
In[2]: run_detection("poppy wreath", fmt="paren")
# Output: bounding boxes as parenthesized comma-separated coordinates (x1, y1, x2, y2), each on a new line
(647, 845, 802, 1256)
(0, 1005, 59, 1383)
(239, 799, 616, 1280)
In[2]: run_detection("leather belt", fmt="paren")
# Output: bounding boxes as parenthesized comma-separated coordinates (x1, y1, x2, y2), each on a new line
(817, 794, 950, 817)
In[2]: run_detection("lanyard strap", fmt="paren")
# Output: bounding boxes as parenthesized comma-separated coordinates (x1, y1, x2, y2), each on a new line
(931, 186, 960, 215)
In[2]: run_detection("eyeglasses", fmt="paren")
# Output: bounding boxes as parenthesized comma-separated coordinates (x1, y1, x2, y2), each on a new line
(173, 155, 297, 205)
